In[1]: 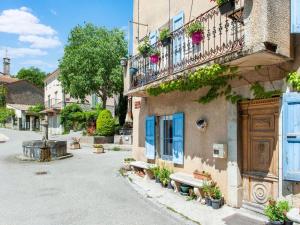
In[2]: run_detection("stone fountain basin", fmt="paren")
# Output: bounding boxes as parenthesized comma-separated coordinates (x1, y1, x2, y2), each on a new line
(22, 140, 67, 160)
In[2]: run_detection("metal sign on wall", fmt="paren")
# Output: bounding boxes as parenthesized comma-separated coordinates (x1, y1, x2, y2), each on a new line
(291, 0, 300, 33)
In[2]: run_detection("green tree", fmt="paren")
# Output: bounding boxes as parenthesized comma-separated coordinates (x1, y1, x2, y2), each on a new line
(0, 85, 7, 107)
(59, 23, 127, 108)
(16, 67, 46, 88)
(0, 108, 14, 126)
(60, 103, 83, 132)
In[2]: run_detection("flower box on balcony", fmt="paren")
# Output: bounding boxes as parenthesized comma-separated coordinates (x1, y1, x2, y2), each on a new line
(186, 21, 204, 45)
(159, 28, 172, 47)
(217, 0, 235, 15)
(150, 49, 160, 64)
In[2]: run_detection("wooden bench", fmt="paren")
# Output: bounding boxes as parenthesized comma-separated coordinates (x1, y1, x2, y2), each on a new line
(170, 172, 205, 201)
(130, 161, 157, 180)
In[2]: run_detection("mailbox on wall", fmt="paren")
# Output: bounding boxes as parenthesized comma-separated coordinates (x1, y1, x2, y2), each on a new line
(213, 144, 227, 159)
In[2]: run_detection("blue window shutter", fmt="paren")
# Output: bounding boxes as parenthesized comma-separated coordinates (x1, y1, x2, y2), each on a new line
(149, 31, 157, 45)
(172, 12, 184, 65)
(145, 116, 156, 159)
(283, 93, 300, 181)
(172, 112, 184, 164)
(291, 0, 300, 33)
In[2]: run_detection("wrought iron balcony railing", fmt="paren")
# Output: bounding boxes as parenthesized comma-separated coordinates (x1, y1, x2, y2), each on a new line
(130, 4, 244, 90)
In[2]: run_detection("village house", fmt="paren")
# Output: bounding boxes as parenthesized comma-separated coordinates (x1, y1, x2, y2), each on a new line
(0, 56, 44, 131)
(124, 0, 300, 212)
(44, 69, 116, 135)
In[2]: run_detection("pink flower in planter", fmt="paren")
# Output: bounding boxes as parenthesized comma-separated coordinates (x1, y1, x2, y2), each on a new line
(150, 54, 160, 64)
(191, 31, 204, 45)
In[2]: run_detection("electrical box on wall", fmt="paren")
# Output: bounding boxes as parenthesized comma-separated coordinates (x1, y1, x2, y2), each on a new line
(213, 144, 227, 159)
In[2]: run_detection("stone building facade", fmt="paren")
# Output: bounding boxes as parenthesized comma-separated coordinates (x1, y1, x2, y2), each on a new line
(124, 0, 300, 210)
(44, 69, 116, 135)
(0, 57, 44, 130)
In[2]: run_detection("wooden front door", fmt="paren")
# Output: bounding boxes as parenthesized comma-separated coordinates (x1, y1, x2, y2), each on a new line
(239, 98, 279, 206)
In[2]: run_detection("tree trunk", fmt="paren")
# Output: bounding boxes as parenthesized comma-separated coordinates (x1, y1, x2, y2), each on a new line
(101, 95, 107, 109)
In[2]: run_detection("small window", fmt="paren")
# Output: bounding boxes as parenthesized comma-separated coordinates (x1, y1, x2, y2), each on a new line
(160, 115, 173, 160)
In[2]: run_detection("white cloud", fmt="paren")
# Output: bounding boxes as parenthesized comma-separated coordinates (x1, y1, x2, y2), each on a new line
(0, 7, 56, 36)
(21, 60, 55, 68)
(0, 47, 47, 58)
(19, 35, 61, 49)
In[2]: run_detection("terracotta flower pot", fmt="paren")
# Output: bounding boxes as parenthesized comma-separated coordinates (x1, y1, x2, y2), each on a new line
(191, 31, 204, 45)
(150, 54, 160, 64)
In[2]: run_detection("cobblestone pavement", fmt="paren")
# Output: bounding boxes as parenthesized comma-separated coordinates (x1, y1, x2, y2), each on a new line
(0, 128, 194, 225)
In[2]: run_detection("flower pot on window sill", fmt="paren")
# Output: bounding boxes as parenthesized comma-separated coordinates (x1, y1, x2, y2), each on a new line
(191, 31, 204, 45)
(161, 37, 171, 47)
(150, 54, 160, 64)
(219, 0, 235, 15)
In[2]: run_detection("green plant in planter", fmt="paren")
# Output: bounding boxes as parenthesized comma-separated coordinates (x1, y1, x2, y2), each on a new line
(211, 186, 222, 200)
(138, 37, 152, 57)
(287, 72, 300, 91)
(159, 28, 171, 41)
(150, 166, 160, 178)
(186, 21, 204, 37)
(159, 167, 171, 187)
(159, 28, 171, 45)
(211, 0, 230, 6)
(265, 199, 285, 224)
(150, 48, 160, 56)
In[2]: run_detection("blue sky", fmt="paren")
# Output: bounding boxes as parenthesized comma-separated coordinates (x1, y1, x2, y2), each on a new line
(0, 0, 133, 75)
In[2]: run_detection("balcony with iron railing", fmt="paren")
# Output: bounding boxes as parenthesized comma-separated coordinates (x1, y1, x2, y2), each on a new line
(127, 0, 291, 95)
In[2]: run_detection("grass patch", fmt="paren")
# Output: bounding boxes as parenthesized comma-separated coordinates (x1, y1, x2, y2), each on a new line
(166, 206, 201, 225)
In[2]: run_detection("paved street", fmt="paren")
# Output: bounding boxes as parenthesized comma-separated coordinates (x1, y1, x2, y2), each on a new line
(0, 129, 192, 225)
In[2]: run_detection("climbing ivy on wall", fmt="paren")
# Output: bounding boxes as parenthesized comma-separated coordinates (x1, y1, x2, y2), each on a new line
(146, 64, 283, 104)
(147, 64, 243, 104)
(287, 72, 300, 91)
(250, 82, 282, 99)
(0, 85, 7, 107)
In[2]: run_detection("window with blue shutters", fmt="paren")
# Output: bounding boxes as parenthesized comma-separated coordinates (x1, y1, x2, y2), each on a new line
(291, 0, 300, 33)
(172, 112, 184, 165)
(283, 93, 300, 181)
(145, 116, 156, 159)
(172, 12, 184, 66)
(159, 115, 173, 161)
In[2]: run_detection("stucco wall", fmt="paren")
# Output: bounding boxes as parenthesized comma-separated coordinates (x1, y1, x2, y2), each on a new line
(243, 0, 291, 57)
(132, 88, 229, 199)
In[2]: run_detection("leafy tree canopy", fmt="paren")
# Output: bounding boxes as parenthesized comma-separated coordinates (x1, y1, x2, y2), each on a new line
(16, 67, 46, 88)
(59, 23, 127, 108)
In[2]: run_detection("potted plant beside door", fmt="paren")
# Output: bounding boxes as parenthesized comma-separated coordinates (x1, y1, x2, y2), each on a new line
(186, 21, 204, 45)
(264, 199, 292, 225)
(211, 0, 235, 15)
(211, 186, 223, 209)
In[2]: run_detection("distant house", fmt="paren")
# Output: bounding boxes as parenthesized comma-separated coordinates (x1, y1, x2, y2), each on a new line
(44, 69, 116, 135)
(0, 57, 44, 130)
